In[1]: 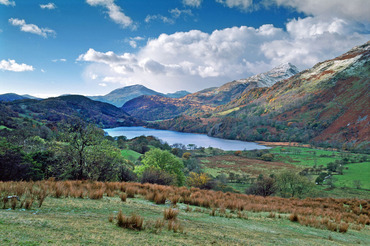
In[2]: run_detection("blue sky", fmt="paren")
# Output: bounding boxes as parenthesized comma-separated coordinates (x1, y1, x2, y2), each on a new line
(0, 0, 369, 98)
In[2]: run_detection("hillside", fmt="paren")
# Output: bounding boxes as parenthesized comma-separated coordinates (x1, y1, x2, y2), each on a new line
(89, 84, 190, 107)
(184, 63, 299, 106)
(122, 95, 211, 121)
(122, 64, 298, 121)
(1, 180, 369, 245)
(151, 41, 370, 148)
(6, 95, 142, 128)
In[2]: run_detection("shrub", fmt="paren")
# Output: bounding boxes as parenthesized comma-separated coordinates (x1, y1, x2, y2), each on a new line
(245, 177, 276, 197)
(108, 214, 114, 223)
(120, 193, 127, 202)
(167, 220, 183, 233)
(116, 211, 144, 230)
(339, 222, 349, 233)
(88, 189, 104, 200)
(154, 193, 166, 205)
(170, 195, 180, 206)
(125, 187, 136, 198)
(289, 213, 299, 222)
(164, 208, 179, 220)
(141, 168, 176, 186)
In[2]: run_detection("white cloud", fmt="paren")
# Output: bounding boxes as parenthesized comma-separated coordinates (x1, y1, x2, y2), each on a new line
(0, 0, 15, 6)
(0, 59, 34, 72)
(98, 83, 107, 87)
(271, 0, 370, 22)
(77, 17, 369, 92)
(145, 8, 193, 24)
(9, 18, 56, 38)
(86, 0, 135, 29)
(183, 0, 202, 8)
(170, 8, 193, 18)
(52, 58, 67, 62)
(145, 14, 174, 24)
(216, 0, 253, 10)
(40, 3, 56, 9)
(126, 36, 144, 48)
(41, 69, 46, 73)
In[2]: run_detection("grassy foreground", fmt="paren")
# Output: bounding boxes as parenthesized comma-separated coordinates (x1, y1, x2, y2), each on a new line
(1, 181, 369, 245)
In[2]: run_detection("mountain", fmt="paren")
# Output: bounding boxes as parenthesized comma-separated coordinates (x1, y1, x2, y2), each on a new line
(121, 95, 208, 121)
(122, 63, 299, 121)
(6, 95, 142, 128)
(0, 93, 40, 102)
(184, 63, 299, 106)
(89, 84, 163, 107)
(165, 90, 190, 98)
(150, 41, 370, 148)
(89, 84, 190, 107)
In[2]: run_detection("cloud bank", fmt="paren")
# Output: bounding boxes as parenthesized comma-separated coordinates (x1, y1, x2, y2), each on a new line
(77, 15, 369, 93)
(0, 59, 34, 72)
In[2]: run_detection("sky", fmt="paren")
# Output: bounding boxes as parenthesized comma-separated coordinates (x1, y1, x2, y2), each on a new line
(0, 0, 369, 98)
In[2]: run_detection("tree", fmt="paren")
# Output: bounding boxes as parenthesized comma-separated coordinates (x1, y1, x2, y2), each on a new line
(141, 168, 175, 185)
(56, 121, 130, 180)
(353, 180, 362, 189)
(0, 137, 41, 181)
(187, 172, 211, 188)
(134, 148, 185, 186)
(276, 170, 313, 198)
(245, 177, 277, 197)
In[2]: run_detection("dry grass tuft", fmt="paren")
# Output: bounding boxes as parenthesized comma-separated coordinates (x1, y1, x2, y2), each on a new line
(164, 208, 179, 220)
(88, 189, 104, 200)
(120, 193, 127, 202)
(116, 210, 144, 230)
(338, 222, 349, 233)
(289, 213, 299, 222)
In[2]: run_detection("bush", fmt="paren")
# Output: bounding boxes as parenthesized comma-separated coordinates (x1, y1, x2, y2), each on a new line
(141, 168, 176, 186)
(245, 177, 276, 197)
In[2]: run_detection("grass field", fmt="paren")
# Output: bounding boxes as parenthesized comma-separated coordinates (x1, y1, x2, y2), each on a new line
(335, 162, 370, 189)
(269, 146, 343, 167)
(121, 149, 142, 162)
(198, 146, 369, 198)
(1, 191, 369, 245)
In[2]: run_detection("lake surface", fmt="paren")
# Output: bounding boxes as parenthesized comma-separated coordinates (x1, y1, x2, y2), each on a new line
(104, 126, 268, 151)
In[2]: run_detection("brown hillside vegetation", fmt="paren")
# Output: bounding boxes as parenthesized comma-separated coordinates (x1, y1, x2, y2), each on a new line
(199, 155, 300, 176)
(1, 180, 369, 233)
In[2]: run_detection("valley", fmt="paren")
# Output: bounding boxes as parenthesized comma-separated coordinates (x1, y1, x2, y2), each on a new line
(1, 42, 369, 245)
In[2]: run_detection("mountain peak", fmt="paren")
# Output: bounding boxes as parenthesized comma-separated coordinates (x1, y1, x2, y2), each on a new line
(236, 63, 299, 87)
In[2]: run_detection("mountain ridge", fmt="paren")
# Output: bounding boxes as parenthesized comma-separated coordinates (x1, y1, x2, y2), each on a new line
(89, 84, 190, 107)
(149, 41, 370, 147)
(122, 63, 300, 120)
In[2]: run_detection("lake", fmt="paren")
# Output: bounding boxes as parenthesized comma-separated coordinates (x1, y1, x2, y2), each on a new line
(104, 126, 268, 151)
